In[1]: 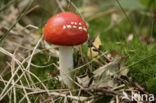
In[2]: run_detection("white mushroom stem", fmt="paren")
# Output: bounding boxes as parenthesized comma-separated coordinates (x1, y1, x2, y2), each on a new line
(59, 46, 74, 88)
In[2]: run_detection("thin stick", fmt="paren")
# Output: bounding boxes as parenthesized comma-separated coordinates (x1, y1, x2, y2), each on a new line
(87, 9, 121, 21)
(56, 0, 65, 12)
(0, 35, 48, 100)
(24, 5, 40, 16)
(0, 48, 24, 100)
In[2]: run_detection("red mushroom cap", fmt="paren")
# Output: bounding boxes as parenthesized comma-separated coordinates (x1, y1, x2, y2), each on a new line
(43, 12, 88, 46)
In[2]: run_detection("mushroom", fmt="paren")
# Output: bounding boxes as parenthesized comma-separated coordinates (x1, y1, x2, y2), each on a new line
(43, 12, 88, 88)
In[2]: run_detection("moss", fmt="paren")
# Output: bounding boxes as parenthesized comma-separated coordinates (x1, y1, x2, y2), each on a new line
(30, 52, 60, 89)
(88, 14, 156, 95)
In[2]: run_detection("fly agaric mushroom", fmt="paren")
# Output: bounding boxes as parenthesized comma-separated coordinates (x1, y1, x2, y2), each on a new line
(43, 12, 88, 88)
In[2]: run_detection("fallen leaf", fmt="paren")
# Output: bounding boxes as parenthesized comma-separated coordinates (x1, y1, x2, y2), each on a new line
(110, 50, 129, 76)
(93, 57, 121, 87)
(77, 75, 91, 87)
(87, 35, 101, 58)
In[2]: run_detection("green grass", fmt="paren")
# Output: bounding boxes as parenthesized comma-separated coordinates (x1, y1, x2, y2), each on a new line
(87, 12, 156, 95)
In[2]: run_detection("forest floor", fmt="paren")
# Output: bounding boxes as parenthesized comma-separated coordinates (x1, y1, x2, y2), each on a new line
(0, 0, 156, 102)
